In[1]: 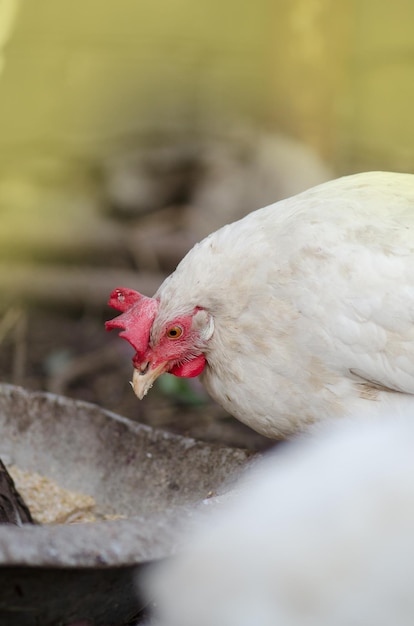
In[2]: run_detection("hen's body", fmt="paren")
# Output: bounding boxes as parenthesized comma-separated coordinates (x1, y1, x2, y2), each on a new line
(156, 172, 414, 437)
(145, 414, 414, 626)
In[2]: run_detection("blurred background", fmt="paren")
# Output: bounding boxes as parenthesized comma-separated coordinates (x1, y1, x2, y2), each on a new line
(0, 0, 412, 450)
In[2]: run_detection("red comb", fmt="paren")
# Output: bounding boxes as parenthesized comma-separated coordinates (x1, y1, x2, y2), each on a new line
(105, 287, 159, 356)
(107, 287, 144, 312)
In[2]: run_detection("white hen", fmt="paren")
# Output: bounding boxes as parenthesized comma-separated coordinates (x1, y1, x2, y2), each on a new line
(107, 171, 414, 438)
(144, 413, 414, 626)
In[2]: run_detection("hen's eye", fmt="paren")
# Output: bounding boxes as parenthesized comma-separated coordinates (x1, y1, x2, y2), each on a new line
(166, 325, 183, 339)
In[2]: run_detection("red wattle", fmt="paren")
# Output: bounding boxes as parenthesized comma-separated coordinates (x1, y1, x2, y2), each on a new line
(170, 354, 206, 378)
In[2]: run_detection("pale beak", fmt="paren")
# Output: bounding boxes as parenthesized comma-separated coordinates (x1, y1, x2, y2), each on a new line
(131, 363, 167, 400)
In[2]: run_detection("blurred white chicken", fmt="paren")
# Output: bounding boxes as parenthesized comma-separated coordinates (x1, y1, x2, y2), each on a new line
(107, 171, 414, 438)
(144, 413, 414, 626)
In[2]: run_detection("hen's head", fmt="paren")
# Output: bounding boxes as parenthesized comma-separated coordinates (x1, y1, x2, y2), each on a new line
(106, 287, 214, 399)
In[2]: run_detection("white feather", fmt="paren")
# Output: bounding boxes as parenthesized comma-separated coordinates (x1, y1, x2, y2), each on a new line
(145, 413, 414, 626)
(154, 172, 414, 437)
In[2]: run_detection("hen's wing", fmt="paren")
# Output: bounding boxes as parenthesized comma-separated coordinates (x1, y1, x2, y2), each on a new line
(281, 173, 414, 396)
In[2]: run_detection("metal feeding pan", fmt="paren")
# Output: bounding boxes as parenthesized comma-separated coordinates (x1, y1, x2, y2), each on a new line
(0, 384, 251, 626)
